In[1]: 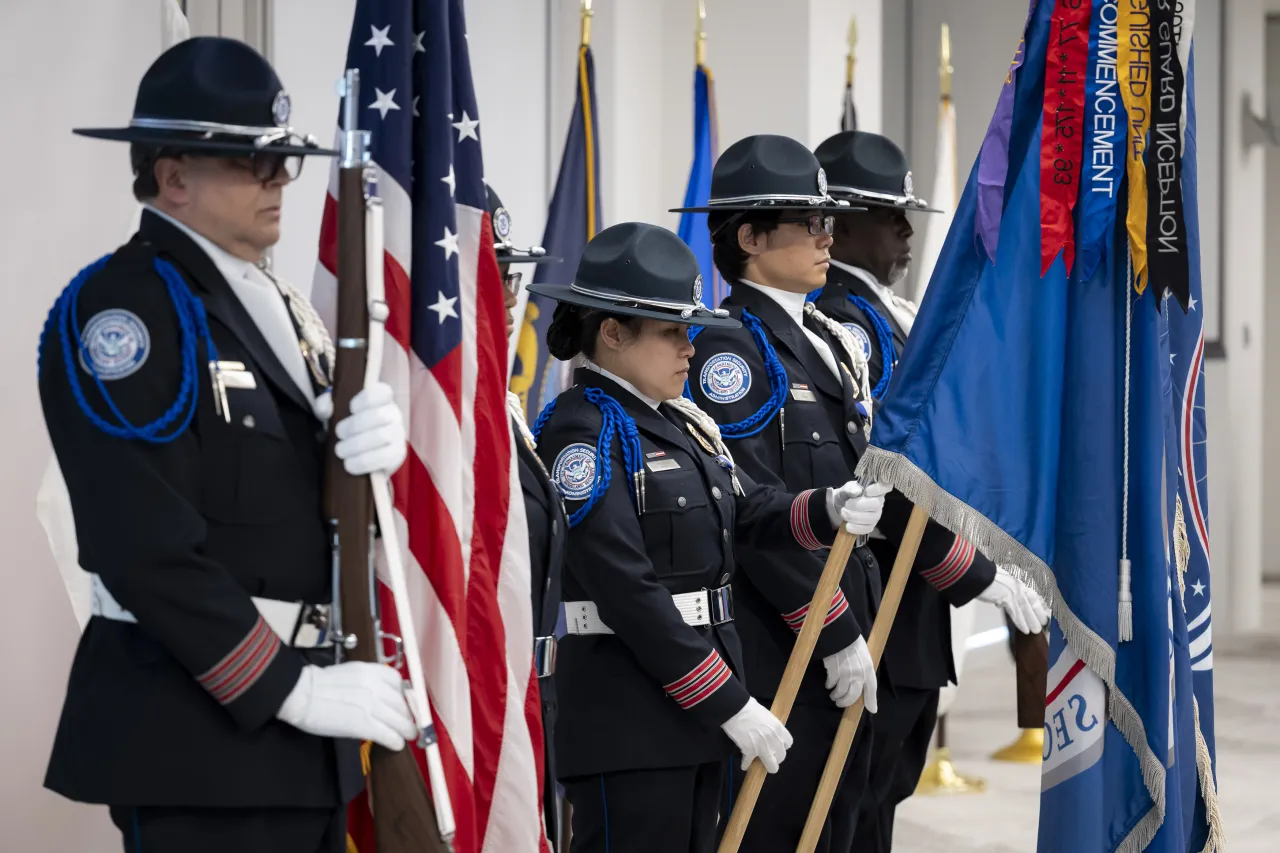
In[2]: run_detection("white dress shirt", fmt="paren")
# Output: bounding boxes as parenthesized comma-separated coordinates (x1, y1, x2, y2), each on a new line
(735, 279, 842, 382)
(828, 259, 919, 335)
(585, 361, 661, 410)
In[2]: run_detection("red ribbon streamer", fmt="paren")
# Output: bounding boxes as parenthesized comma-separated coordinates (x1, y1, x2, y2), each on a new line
(1040, 0, 1093, 275)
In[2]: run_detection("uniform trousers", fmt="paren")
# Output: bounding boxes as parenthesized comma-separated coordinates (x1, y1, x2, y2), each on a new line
(851, 687, 939, 853)
(724, 700, 874, 853)
(109, 804, 346, 853)
(563, 761, 724, 853)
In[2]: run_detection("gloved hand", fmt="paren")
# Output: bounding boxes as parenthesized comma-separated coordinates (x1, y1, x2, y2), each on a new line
(976, 568, 1051, 635)
(334, 382, 408, 476)
(721, 697, 794, 773)
(823, 636, 878, 711)
(276, 662, 419, 751)
(826, 481, 890, 535)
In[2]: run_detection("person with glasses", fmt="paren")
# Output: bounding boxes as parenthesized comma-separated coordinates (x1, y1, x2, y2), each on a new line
(811, 130, 1048, 853)
(526, 221, 886, 853)
(486, 183, 568, 847)
(673, 133, 892, 853)
(38, 38, 418, 852)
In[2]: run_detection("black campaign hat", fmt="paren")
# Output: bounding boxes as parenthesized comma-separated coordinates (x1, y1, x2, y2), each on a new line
(670, 134, 852, 213)
(525, 222, 740, 328)
(73, 37, 336, 158)
(485, 184, 559, 264)
(814, 131, 940, 212)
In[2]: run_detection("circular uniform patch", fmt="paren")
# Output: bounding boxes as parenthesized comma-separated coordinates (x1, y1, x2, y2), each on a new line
(552, 442, 598, 501)
(79, 309, 150, 381)
(842, 323, 873, 360)
(700, 353, 751, 404)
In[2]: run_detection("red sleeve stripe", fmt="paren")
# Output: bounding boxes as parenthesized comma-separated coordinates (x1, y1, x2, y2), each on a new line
(198, 617, 282, 705)
(783, 590, 849, 633)
(790, 489, 825, 550)
(664, 651, 731, 708)
(921, 538, 976, 591)
(669, 656, 733, 709)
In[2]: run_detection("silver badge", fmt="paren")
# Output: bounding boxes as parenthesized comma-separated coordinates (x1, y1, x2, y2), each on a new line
(817, 167, 828, 196)
(903, 171, 914, 197)
(692, 274, 703, 305)
(272, 90, 291, 126)
(494, 207, 512, 241)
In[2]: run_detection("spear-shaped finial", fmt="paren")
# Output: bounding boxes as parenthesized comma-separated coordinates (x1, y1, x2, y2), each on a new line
(696, 0, 707, 67)
(845, 16, 858, 87)
(580, 0, 593, 48)
(940, 23, 953, 100)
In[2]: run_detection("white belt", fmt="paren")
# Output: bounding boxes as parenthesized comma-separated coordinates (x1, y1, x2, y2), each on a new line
(89, 574, 333, 649)
(564, 585, 734, 636)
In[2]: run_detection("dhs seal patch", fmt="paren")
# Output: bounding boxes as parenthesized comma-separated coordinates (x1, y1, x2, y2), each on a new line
(552, 442, 598, 501)
(79, 309, 150, 381)
(842, 323, 873, 360)
(700, 353, 751, 404)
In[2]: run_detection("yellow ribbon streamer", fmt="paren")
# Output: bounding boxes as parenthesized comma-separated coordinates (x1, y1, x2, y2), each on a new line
(1118, 0, 1152, 292)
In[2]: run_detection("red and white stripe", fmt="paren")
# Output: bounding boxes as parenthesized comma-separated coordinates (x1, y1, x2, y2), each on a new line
(664, 650, 733, 710)
(781, 589, 850, 633)
(790, 489, 825, 550)
(920, 537, 975, 590)
(316, 163, 544, 851)
(197, 615, 280, 705)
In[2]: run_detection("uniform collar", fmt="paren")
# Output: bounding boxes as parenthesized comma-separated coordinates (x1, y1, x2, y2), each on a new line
(584, 361, 662, 410)
(735, 278, 810, 327)
(828, 259, 888, 297)
(143, 204, 261, 287)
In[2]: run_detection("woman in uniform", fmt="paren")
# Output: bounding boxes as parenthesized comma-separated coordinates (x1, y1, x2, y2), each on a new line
(527, 221, 887, 853)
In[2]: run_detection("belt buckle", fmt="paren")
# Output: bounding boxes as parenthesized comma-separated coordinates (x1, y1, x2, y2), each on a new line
(533, 635, 558, 678)
(296, 603, 334, 649)
(854, 533, 869, 548)
(707, 585, 734, 625)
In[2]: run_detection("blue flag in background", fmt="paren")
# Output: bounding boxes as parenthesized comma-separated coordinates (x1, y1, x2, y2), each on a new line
(677, 64, 723, 308)
(854, 3, 1223, 850)
(510, 45, 602, 421)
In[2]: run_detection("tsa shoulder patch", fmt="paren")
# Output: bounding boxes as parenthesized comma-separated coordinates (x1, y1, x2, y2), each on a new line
(842, 323, 873, 360)
(700, 352, 751, 404)
(552, 442, 598, 501)
(78, 309, 150, 381)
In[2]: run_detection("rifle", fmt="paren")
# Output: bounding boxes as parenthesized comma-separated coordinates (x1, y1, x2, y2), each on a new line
(325, 67, 455, 853)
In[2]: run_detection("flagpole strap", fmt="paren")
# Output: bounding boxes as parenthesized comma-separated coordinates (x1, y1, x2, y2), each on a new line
(1119, 245, 1134, 642)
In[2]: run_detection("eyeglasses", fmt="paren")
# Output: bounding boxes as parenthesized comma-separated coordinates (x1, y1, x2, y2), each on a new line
(777, 214, 835, 236)
(503, 271, 523, 295)
(229, 151, 305, 182)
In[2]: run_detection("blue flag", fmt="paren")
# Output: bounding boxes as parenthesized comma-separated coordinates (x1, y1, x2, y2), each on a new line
(677, 64, 723, 308)
(855, 6, 1223, 850)
(510, 45, 603, 421)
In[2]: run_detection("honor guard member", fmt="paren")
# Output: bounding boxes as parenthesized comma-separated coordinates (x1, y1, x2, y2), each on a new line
(812, 130, 1050, 853)
(673, 134, 887, 853)
(526, 222, 885, 853)
(38, 38, 419, 853)
(488, 183, 568, 847)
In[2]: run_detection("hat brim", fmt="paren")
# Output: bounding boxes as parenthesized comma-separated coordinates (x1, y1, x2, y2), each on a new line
(669, 202, 853, 214)
(525, 282, 742, 329)
(495, 249, 563, 265)
(72, 126, 339, 157)
(827, 192, 942, 214)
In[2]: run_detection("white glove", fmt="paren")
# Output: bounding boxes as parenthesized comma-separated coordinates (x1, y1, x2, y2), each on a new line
(333, 382, 408, 476)
(826, 481, 890, 535)
(976, 568, 1051, 635)
(721, 697, 794, 773)
(822, 636, 878, 711)
(276, 662, 419, 751)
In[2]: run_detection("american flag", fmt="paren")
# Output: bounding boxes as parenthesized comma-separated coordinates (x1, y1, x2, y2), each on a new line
(313, 2, 546, 851)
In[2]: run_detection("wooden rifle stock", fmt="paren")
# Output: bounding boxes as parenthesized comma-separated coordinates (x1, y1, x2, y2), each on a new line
(325, 69, 450, 853)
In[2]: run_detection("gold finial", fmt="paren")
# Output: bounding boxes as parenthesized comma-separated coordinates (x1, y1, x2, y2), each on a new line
(940, 23, 953, 101)
(695, 0, 707, 67)
(845, 16, 858, 87)
(580, 0, 593, 48)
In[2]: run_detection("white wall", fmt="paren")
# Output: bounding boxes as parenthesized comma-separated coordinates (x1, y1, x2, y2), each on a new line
(0, 3, 163, 847)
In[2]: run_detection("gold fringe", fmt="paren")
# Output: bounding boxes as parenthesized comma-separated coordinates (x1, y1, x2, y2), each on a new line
(360, 739, 373, 776)
(1193, 696, 1227, 853)
(1174, 495, 1191, 606)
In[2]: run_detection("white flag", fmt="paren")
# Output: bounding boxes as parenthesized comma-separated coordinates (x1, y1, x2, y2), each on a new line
(914, 97, 956, 302)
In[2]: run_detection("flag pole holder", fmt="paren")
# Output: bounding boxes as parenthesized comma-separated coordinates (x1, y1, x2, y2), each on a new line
(915, 715, 986, 795)
(991, 728, 1045, 763)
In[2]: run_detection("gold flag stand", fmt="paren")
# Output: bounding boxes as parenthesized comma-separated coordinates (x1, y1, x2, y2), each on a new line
(991, 728, 1045, 763)
(915, 714, 986, 795)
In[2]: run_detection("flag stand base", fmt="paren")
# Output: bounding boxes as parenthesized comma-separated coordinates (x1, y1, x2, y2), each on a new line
(990, 728, 1044, 763)
(914, 747, 987, 795)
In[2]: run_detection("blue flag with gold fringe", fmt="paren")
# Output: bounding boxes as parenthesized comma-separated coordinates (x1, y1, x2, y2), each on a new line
(855, 2, 1223, 850)
(510, 44, 602, 420)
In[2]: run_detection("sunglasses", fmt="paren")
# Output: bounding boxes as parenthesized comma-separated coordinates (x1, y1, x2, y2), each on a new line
(226, 151, 306, 182)
(777, 214, 835, 236)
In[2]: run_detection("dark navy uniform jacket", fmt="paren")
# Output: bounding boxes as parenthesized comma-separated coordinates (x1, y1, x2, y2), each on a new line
(38, 212, 360, 808)
(813, 263, 996, 690)
(687, 284, 879, 706)
(535, 368, 837, 779)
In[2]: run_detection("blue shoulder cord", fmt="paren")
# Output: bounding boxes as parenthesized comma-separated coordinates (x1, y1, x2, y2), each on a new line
(38, 253, 218, 443)
(533, 387, 644, 529)
(845, 293, 896, 401)
(681, 308, 788, 439)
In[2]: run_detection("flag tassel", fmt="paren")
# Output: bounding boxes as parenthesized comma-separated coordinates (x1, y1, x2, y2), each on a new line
(1118, 559, 1133, 642)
